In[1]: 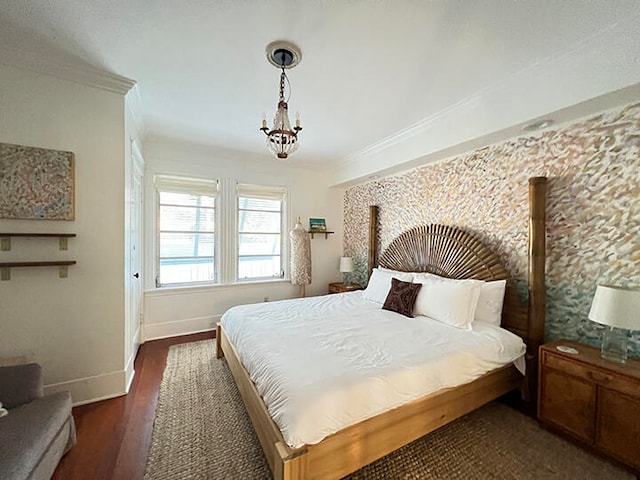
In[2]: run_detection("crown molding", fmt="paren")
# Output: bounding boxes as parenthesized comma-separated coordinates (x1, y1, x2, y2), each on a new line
(0, 45, 136, 95)
(343, 94, 479, 164)
(341, 17, 627, 166)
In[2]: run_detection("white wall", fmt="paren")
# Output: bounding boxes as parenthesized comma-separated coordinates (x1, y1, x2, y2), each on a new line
(0, 64, 128, 404)
(142, 137, 344, 340)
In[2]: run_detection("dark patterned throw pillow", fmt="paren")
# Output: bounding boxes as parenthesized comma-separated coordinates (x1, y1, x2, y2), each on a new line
(382, 278, 422, 317)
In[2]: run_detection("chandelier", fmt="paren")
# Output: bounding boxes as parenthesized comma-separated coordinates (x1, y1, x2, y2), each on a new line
(260, 41, 303, 159)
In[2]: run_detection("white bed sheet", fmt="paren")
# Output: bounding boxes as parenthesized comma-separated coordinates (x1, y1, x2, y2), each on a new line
(220, 291, 526, 448)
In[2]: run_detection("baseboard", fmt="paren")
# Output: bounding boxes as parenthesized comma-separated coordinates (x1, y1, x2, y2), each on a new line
(143, 315, 219, 342)
(44, 370, 127, 406)
(125, 351, 136, 394)
(124, 325, 141, 392)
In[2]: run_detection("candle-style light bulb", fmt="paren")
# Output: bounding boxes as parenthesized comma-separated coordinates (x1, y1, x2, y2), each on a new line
(261, 114, 268, 129)
(295, 112, 301, 128)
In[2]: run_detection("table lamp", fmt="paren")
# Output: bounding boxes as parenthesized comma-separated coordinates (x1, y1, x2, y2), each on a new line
(339, 257, 353, 285)
(588, 285, 640, 363)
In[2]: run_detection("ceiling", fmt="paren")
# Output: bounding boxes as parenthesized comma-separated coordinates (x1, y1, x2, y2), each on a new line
(1, 1, 640, 180)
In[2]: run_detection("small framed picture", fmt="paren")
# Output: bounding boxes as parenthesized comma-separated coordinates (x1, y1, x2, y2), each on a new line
(309, 217, 326, 232)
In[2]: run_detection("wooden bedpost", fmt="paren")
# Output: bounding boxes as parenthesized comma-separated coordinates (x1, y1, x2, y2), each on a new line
(216, 323, 223, 359)
(526, 176, 547, 406)
(368, 205, 379, 279)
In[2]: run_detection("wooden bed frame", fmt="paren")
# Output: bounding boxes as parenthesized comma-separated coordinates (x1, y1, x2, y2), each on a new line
(216, 176, 547, 480)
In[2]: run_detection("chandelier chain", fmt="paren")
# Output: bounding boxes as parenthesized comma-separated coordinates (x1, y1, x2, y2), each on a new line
(279, 68, 286, 102)
(278, 67, 292, 103)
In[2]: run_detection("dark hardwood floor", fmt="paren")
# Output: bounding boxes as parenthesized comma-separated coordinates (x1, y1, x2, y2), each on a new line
(52, 331, 216, 480)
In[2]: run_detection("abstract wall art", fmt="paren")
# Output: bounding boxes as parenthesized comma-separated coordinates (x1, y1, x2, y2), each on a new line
(0, 142, 75, 220)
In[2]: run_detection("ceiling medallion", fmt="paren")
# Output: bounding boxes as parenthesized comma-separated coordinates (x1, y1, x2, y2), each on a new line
(260, 41, 303, 159)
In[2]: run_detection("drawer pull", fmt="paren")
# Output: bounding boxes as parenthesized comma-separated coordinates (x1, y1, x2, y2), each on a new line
(587, 370, 613, 383)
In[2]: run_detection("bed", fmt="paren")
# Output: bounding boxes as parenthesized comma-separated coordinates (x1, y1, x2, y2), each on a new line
(216, 177, 547, 480)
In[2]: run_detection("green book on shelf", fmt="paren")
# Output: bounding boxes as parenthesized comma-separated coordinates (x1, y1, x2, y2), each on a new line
(309, 218, 326, 232)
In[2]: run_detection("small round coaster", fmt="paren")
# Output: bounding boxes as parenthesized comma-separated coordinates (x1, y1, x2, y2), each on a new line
(556, 345, 579, 354)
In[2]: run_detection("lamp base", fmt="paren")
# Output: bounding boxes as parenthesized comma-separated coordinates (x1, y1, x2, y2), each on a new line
(601, 326, 629, 364)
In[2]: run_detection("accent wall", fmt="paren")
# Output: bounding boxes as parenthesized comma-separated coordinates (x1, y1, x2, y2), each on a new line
(344, 102, 640, 355)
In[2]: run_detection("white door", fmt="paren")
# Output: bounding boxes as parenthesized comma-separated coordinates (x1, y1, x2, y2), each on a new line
(130, 150, 143, 350)
(125, 140, 144, 389)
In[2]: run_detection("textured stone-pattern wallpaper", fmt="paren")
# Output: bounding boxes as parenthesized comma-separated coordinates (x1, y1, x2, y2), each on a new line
(344, 103, 640, 355)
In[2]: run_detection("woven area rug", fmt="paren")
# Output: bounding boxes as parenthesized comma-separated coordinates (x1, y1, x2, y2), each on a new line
(144, 340, 632, 479)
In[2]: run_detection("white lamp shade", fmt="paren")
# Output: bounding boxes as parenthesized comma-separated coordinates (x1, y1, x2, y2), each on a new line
(339, 256, 353, 273)
(588, 285, 640, 330)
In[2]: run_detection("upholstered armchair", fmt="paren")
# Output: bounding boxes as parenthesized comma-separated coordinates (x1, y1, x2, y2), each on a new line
(0, 363, 76, 480)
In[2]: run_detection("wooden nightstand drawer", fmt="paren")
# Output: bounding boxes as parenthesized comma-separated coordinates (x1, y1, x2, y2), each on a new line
(544, 352, 614, 385)
(543, 349, 640, 397)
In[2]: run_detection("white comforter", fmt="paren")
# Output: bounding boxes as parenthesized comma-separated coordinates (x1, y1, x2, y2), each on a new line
(220, 291, 526, 448)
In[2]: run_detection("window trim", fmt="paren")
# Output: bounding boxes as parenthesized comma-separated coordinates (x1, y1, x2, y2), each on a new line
(235, 183, 287, 283)
(154, 174, 219, 288)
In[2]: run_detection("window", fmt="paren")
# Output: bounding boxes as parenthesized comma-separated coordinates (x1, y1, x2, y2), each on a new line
(155, 175, 218, 286)
(153, 177, 288, 288)
(236, 184, 286, 281)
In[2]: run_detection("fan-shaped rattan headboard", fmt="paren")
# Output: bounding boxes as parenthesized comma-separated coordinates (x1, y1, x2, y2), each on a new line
(378, 224, 528, 339)
(379, 224, 508, 281)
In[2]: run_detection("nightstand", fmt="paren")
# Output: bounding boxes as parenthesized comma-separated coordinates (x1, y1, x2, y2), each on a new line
(328, 282, 363, 294)
(538, 339, 640, 472)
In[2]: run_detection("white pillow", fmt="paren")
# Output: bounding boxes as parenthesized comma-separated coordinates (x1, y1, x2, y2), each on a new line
(363, 268, 413, 304)
(474, 280, 507, 326)
(412, 272, 483, 329)
(378, 266, 410, 276)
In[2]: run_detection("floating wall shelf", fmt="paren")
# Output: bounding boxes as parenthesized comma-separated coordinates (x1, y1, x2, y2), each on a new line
(0, 233, 76, 251)
(309, 231, 334, 239)
(0, 233, 77, 280)
(0, 261, 77, 281)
